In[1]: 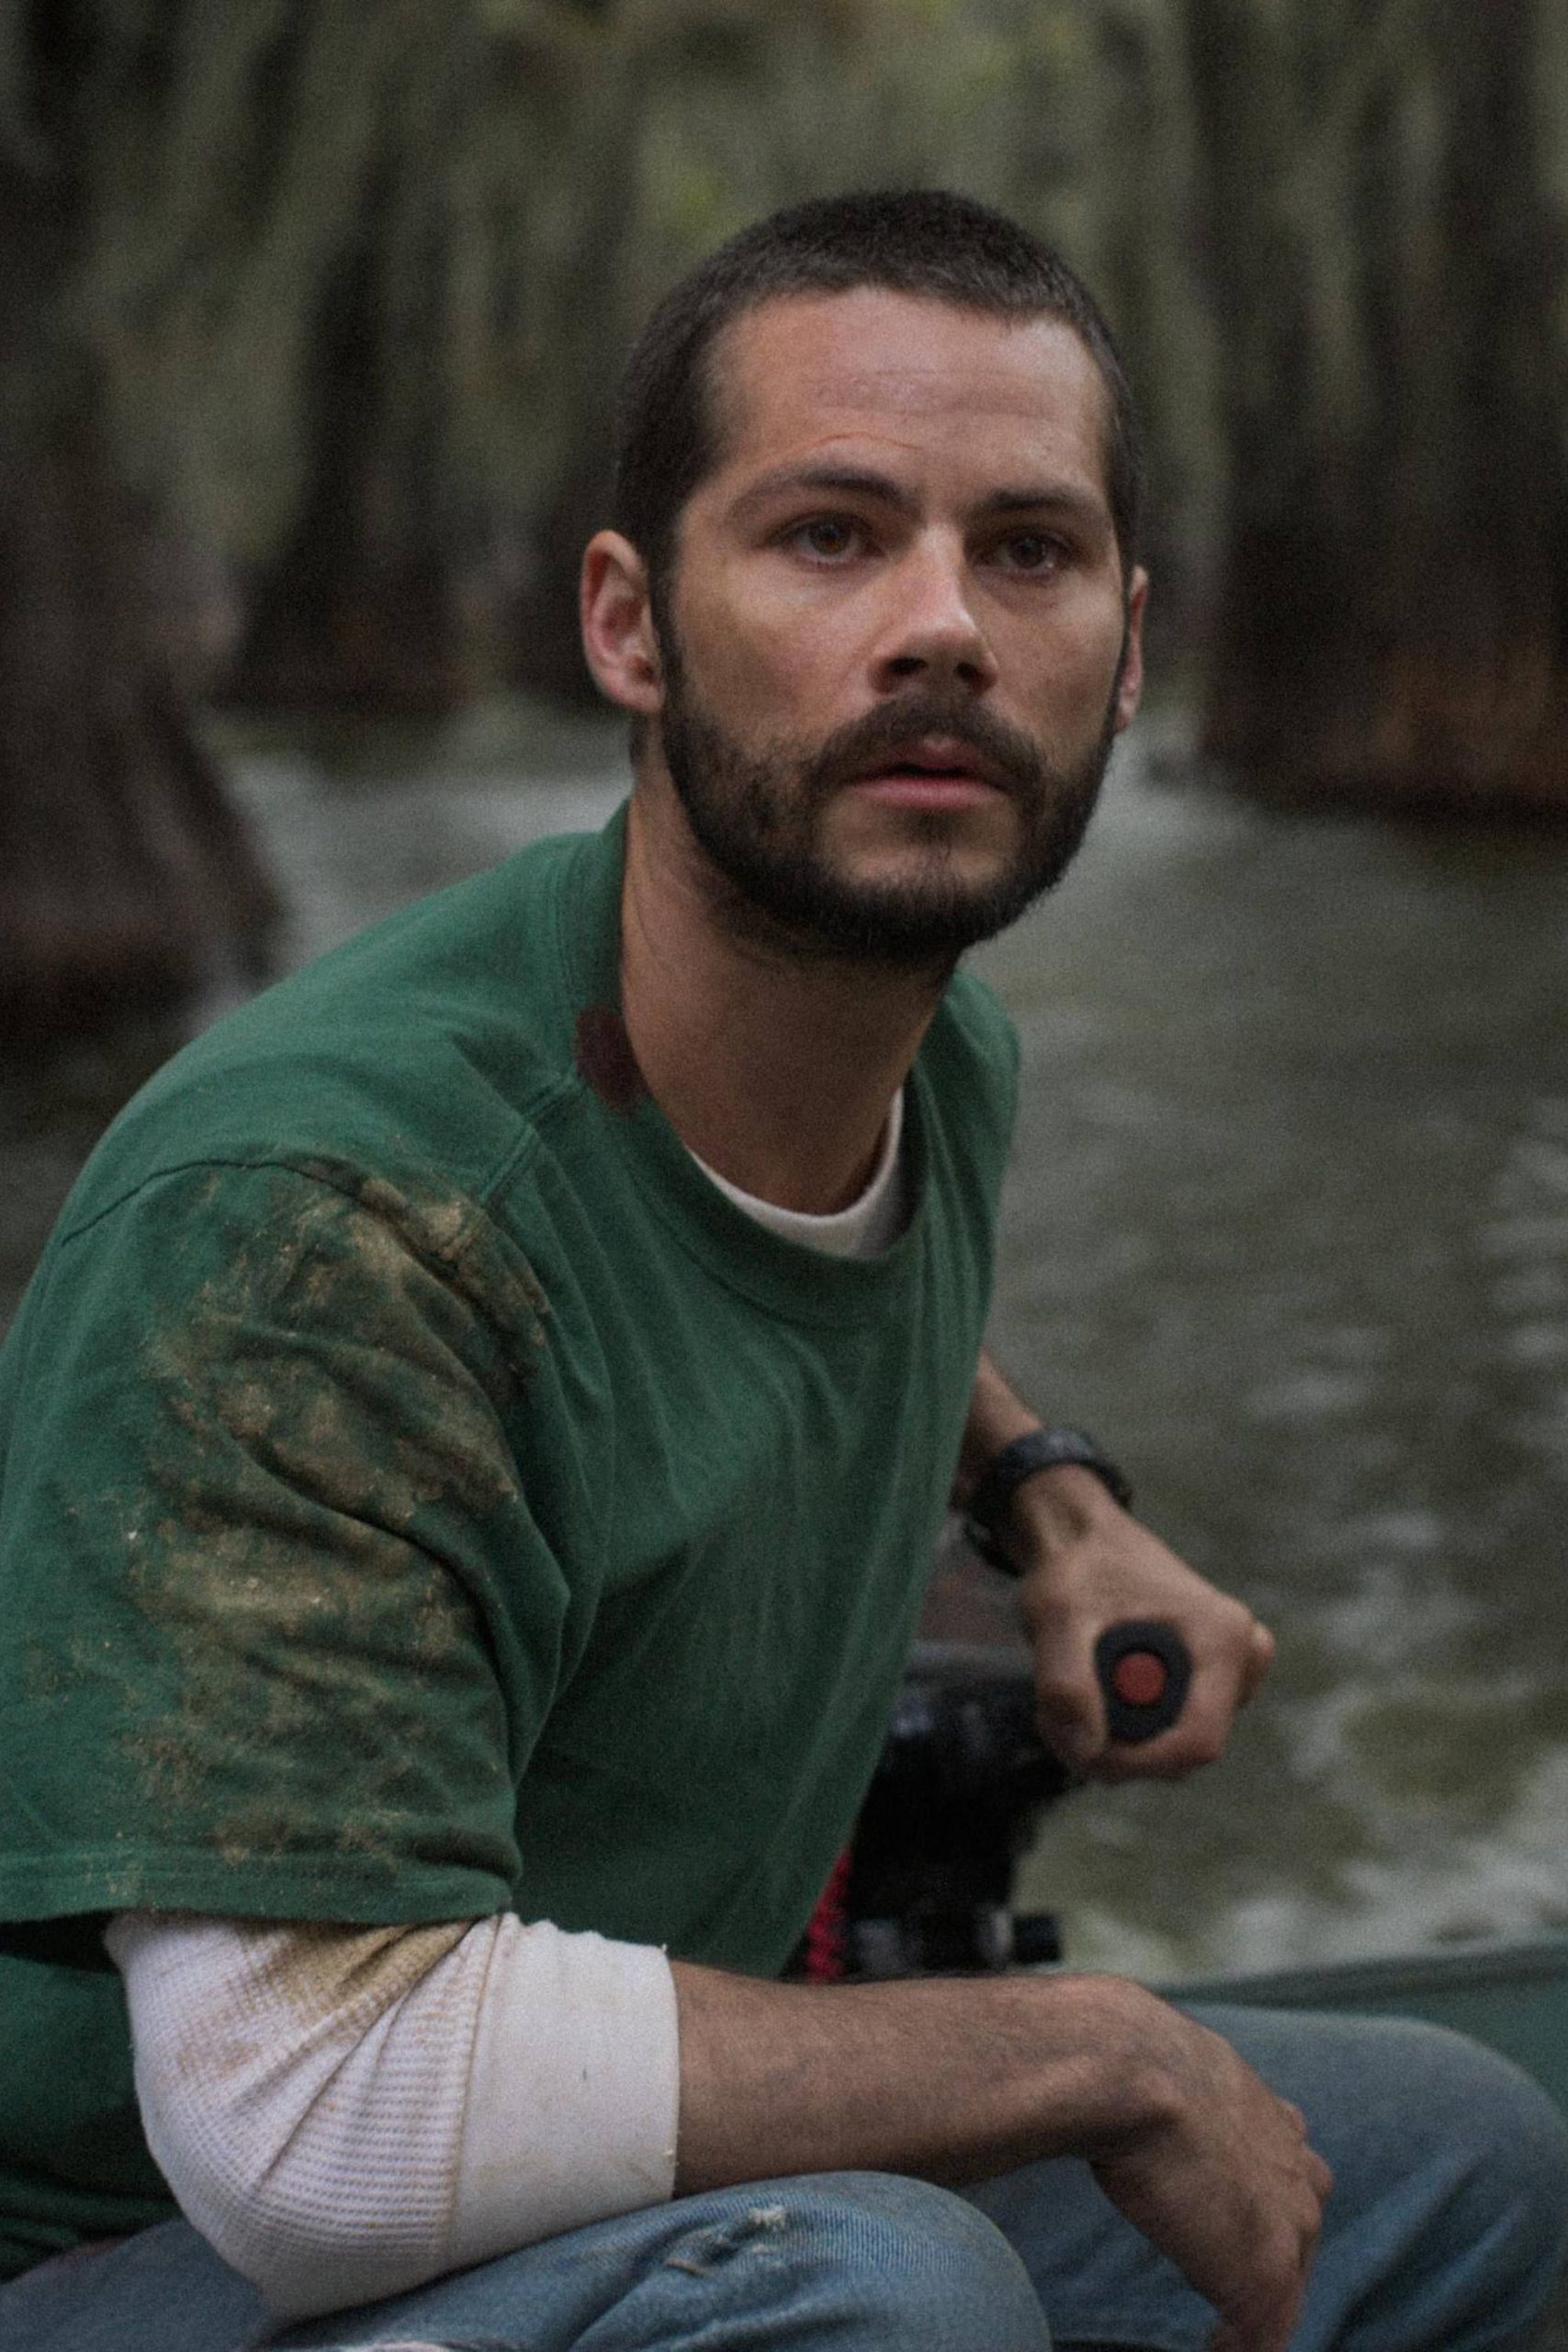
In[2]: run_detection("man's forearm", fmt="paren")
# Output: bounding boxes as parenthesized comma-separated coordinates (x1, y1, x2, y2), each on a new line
(672, 1959, 1163, 2192)
(953, 1348, 1046, 1509)
(672, 1959, 1332, 2347)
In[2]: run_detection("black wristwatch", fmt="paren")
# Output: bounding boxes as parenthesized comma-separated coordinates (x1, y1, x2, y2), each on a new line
(963, 1425, 1134, 1575)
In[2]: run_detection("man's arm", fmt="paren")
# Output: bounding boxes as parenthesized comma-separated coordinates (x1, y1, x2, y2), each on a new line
(114, 1908, 1329, 2350)
(108, 1911, 680, 2322)
(674, 1959, 1330, 2352)
(956, 1351, 1275, 1778)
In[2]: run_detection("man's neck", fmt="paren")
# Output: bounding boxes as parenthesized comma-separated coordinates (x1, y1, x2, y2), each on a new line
(618, 774, 950, 1216)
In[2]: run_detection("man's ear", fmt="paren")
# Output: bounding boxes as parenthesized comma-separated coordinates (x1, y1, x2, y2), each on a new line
(1112, 566, 1148, 733)
(580, 531, 662, 717)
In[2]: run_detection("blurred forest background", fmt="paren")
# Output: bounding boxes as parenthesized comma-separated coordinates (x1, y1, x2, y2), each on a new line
(6, 0, 1568, 1042)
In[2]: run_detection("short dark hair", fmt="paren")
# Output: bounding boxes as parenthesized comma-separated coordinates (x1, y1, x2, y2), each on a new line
(612, 188, 1143, 602)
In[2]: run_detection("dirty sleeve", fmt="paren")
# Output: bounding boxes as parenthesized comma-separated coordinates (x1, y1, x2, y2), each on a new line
(0, 1155, 570, 1949)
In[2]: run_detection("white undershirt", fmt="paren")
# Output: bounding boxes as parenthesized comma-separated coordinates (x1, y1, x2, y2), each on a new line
(691, 1087, 907, 1258)
(108, 1094, 908, 2320)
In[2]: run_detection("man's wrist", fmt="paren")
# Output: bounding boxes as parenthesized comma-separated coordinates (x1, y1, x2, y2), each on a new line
(964, 1425, 1133, 1575)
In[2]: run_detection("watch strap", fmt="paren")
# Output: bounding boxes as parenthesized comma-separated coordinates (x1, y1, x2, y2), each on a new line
(964, 1425, 1133, 1575)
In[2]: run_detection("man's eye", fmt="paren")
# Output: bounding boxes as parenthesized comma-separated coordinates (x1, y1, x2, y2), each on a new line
(788, 517, 862, 560)
(993, 532, 1062, 572)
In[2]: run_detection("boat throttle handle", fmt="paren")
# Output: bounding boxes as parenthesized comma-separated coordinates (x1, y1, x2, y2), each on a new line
(1094, 1620, 1192, 1743)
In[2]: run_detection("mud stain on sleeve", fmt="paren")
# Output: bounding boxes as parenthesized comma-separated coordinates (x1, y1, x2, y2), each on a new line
(115, 1166, 556, 1891)
(296, 1160, 550, 1388)
(249, 1916, 475, 2042)
(155, 1916, 478, 2110)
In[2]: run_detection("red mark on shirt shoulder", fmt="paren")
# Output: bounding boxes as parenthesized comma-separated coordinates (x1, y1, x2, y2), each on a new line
(574, 1005, 647, 1114)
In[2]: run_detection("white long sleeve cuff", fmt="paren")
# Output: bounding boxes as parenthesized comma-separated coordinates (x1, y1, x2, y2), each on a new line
(105, 1909, 680, 2322)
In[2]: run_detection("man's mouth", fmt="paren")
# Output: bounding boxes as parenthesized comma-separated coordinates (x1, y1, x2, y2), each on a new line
(848, 737, 1008, 808)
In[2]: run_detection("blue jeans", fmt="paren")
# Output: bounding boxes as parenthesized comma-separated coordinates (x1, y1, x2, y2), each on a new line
(4, 2007, 1565, 2351)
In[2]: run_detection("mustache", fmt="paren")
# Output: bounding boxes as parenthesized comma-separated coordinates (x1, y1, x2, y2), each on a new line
(799, 692, 1047, 801)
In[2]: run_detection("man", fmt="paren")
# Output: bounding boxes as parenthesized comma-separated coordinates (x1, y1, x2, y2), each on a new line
(0, 190, 1562, 2352)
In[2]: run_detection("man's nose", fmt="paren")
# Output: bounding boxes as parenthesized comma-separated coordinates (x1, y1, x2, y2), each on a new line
(873, 541, 999, 695)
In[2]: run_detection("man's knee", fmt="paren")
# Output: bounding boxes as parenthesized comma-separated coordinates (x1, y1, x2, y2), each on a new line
(671, 2172, 1053, 2350)
(1354, 2018, 1568, 2343)
(1421, 2024, 1568, 2288)
(1325, 2013, 1568, 2264)
(1198, 2003, 1568, 2338)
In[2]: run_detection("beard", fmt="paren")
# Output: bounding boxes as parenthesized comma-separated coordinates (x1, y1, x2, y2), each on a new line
(655, 634, 1123, 969)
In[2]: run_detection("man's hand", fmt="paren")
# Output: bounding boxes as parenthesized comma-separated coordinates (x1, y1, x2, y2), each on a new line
(1087, 1996, 1332, 2352)
(673, 1963, 1330, 2351)
(955, 1353, 1272, 1779)
(1009, 1461, 1273, 1779)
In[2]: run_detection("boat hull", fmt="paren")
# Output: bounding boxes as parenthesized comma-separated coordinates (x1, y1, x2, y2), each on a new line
(1163, 1934, 1568, 2116)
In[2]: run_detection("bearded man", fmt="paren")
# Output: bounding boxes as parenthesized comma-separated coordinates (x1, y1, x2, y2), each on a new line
(0, 189, 1562, 2352)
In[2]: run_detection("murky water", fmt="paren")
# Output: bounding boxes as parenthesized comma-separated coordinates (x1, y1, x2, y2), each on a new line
(977, 732, 1568, 1975)
(5, 701, 1566, 1978)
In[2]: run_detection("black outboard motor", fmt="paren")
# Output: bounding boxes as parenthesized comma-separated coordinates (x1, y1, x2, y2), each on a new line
(791, 1621, 1190, 1982)
(837, 1650, 1073, 1978)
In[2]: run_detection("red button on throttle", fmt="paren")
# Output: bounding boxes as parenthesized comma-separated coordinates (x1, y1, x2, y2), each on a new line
(1110, 1650, 1168, 1709)
(1094, 1621, 1192, 1742)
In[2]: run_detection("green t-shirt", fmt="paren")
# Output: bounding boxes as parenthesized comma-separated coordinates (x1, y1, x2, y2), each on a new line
(0, 802, 1018, 2279)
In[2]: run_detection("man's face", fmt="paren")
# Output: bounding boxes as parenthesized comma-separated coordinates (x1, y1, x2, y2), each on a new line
(649, 288, 1145, 964)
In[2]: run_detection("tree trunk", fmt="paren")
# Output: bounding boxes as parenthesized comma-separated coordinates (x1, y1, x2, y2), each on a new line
(0, 388, 277, 1041)
(220, 220, 477, 718)
(219, 6, 492, 718)
(509, 22, 650, 706)
(0, 23, 277, 1047)
(1185, 0, 1568, 815)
